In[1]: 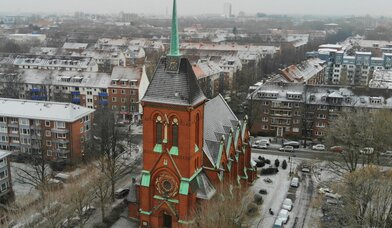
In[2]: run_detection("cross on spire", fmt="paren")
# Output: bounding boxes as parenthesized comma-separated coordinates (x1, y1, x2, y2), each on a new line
(169, 0, 180, 56)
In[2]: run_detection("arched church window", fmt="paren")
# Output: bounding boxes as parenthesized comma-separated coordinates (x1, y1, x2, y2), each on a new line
(195, 114, 200, 147)
(172, 118, 179, 147)
(156, 116, 163, 144)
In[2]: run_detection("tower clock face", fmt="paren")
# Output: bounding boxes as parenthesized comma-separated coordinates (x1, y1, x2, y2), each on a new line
(166, 56, 180, 72)
(155, 172, 178, 198)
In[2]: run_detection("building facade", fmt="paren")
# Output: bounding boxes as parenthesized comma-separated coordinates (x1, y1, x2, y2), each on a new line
(0, 150, 12, 203)
(0, 65, 149, 122)
(248, 82, 392, 140)
(0, 98, 94, 162)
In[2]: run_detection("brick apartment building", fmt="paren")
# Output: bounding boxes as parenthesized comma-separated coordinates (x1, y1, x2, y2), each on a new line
(0, 98, 94, 162)
(248, 82, 392, 140)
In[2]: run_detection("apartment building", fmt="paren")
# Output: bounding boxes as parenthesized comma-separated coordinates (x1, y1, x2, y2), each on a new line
(11, 54, 99, 72)
(248, 82, 392, 139)
(0, 65, 149, 122)
(279, 58, 326, 85)
(0, 150, 12, 202)
(0, 99, 95, 162)
(315, 48, 392, 86)
(192, 60, 223, 98)
(248, 83, 305, 138)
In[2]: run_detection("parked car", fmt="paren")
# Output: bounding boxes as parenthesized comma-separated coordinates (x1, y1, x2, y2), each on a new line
(318, 187, 332, 194)
(360, 147, 374, 155)
(279, 145, 294, 153)
(290, 177, 299, 188)
(283, 141, 300, 148)
(115, 187, 130, 199)
(256, 139, 270, 146)
(61, 216, 80, 228)
(256, 143, 268, 149)
(330, 146, 343, 153)
(381, 150, 392, 156)
(312, 144, 325, 151)
(282, 198, 293, 211)
(263, 177, 273, 183)
(278, 209, 290, 224)
(273, 218, 285, 228)
(259, 189, 268, 195)
(82, 206, 96, 217)
(301, 165, 311, 173)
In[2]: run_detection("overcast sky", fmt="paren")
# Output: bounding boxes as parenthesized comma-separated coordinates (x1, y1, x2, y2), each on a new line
(1, 0, 391, 16)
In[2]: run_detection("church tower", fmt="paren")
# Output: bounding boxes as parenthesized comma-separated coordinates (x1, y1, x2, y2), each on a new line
(138, 0, 207, 227)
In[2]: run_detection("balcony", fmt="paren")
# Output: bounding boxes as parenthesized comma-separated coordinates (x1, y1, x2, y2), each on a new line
(71, 91, 80, 95)
(56, 150, 70, 159)
(71, 98, 81, 104)
(53, 139, 70, 144)
(8, 132, 19, 137)
(7, 122, 18, 127)
(31, 88, 43, 93)
(31, 95, 47, 101)
(51, 128, 69, 134)
(98, 92, 108, 97)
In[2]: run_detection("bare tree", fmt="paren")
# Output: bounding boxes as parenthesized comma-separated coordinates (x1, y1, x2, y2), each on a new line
(191, 186, 255, 228)
(94, 174, 111, 222)
(14, 130, 52, 196)
(0, 65, 23, 99)
(87, 107, 130, 201)
(324, 109, 392, 175)
(38, 190, 73, 228)
(67, 179, 97, 228)
(334, 166, 392, 228)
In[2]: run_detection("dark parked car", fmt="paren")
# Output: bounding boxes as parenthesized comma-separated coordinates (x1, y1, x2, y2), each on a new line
(115, 188, 130, 199)
(283, 141, 300, 148)
(259, 189, 268, 195)
(330, 146, 343, 153)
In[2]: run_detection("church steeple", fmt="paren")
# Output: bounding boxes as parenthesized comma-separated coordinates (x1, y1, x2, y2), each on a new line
(168, 0, 180, 56)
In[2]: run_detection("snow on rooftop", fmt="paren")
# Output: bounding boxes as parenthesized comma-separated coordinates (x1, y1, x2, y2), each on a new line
(0, 149, 11, 159)
(0, 98, 94, 122)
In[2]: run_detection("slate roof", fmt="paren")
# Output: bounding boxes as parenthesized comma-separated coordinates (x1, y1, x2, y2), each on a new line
(203, 94, 239, 166)
(190, 171, 216, 200)
(142, 56, 206, 106)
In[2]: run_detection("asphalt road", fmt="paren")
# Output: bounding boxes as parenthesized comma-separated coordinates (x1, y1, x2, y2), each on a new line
(252, 148, 339, 161)
(252, 148, 392, 166)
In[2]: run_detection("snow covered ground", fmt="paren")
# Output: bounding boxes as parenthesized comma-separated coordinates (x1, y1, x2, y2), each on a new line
(249, 153, 303, 227)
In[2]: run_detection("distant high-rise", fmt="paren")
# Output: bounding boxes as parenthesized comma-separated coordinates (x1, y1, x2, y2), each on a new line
(223, 2, 232, 18)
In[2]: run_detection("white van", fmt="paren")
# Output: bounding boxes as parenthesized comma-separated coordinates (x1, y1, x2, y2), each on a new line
(290, 177, 299, 188)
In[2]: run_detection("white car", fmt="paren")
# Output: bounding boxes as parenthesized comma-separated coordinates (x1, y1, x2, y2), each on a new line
(381, 151, 392, 156)
(273, 218, 285, 228)
(290, 177, 299, 188)
(256, 143, 268, 149)
(318, 187, 332, 194)
(279, 145, 294, 153)
(312, 144, 325, 151)
(360, 147, 374, 155)
(278, 209, 289, 224)
(256, 139, 270, 146)
(282, 198, 293, 211)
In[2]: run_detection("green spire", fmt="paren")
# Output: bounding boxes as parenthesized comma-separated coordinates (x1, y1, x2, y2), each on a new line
(169, 0, 180, 56)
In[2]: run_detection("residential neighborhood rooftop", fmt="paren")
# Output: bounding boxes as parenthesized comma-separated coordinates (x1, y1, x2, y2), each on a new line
(0, 98, 95, 122)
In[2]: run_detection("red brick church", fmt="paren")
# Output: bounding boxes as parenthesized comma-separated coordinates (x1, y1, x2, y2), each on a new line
(128, 1, 256, 227)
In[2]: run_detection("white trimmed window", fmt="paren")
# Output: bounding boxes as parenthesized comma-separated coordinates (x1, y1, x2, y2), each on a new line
(55, 122, 65, 129)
